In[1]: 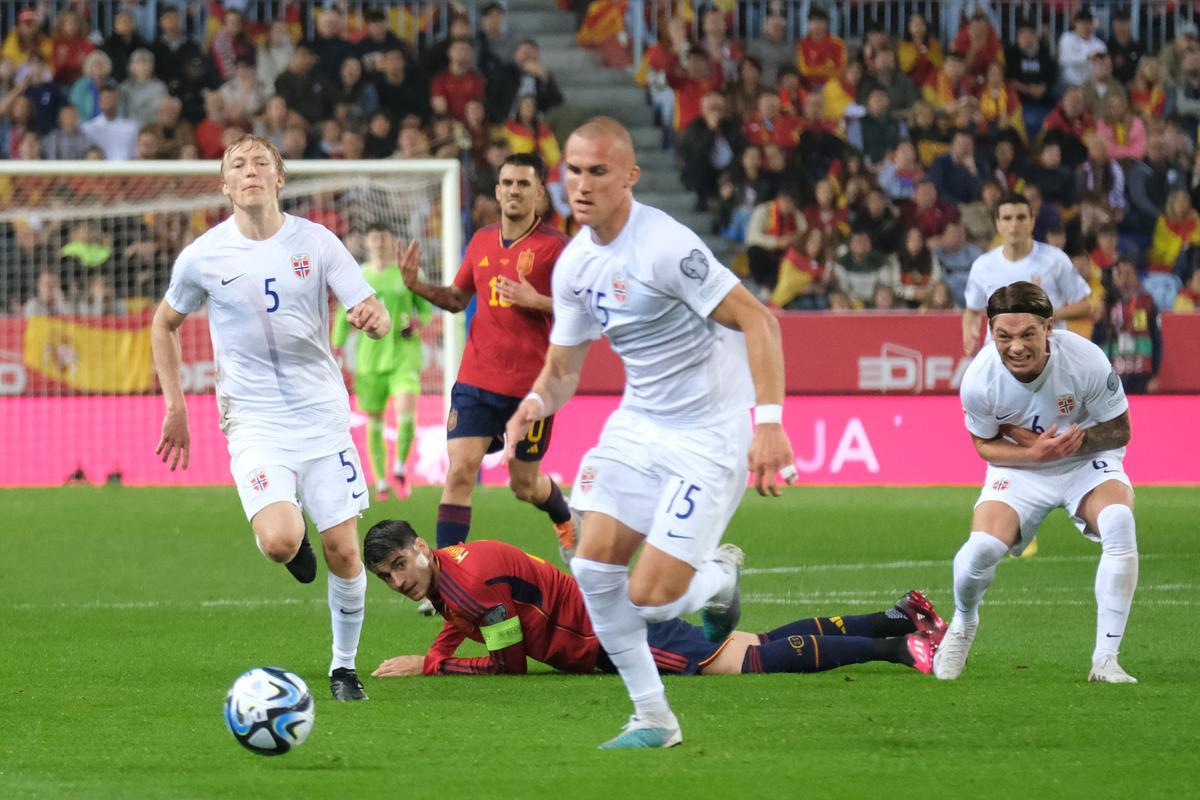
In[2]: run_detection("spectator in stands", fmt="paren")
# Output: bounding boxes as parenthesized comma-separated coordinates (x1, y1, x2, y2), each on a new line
(471, 138, 510, 198)
(952, 10, 1001, 82)
(338, 128, 364, 161)
(103, 10, 148, 84)
(76, 272, 127, 316)
(315, 119, 342, 158)
(771, 227, 832, 310)
(1024, 183, 1063, 241)
(901, 179, 958, 246)
(922, 279, 956, 310)
(312, 8, 356, 82)
(1107, 8, 1142, 85)
(375, 46, 430, 124)
(357, 9, 413, 76)
(1090, 223, 1121, 272)
(461, 98, 490, 162)
(395, 125, 429, 159)
(1095, 257, 1162, 394)
(699, 6, 742, 83)
(119, 49, 167, 127)
(144, 95, 194, 160)
(922, 51, 976, 129)
(220, 54, 267, 123)
(275, 41, 336, 124)
(362, 110, 395, 159)
(978, 61, 1027, 146)
(1025, 141, 1079, 210)
(907, 100, 950, 167)
(834, 229, 899, 306)
(1094, 94, 1145, 164)
(1058, 8, 1107, 90)
(854, 187, 902, 253)
(280, 123, 311, 160)
(23, 269, 70, 317)
(664, 48, 722, 135)
(1156, 21, 1198, 84)
(2, 8, 50, 67)
(81, 86, 138, 160)
(333, 56, 379, 125)
(746, 9, 793, 84)
(1129, 57, 1167, 121)
(50, 10, 94, 86)
(174, 54, 216, 124)
(804, 178, 850, 244)
(1082, 51, 1126, 118)
(151, 7, 201, 98)
(16, 53, 59, 135)
(194, 91, 229, 159)
(1040, 85, 1094, 168)
(678, 91, 739, 212)
(855, 19, 890, 72)
(726, 57, 768, 122)
(797, 7, 846, 91)
(636, 16, 686, 138)
(1146, 189, 1200, 275)
(256, 20, 296, 93)
(822, 60, 862, 127)
(930, 130, 986, 205)
(935, 219, 982, 307)
(0, 220, 46, 313)
(898, 12, 942, 90)
(69, 50, 114, 122)
(896, 226, 942, 308)
(485, 39, 562, 124)
(776, 65, 807, 117)
(960, 180, 1001, 249)
(991, 138, 1025, 191)
(872, 284, 899, 310)
(849, 88, 902, 166)
(1163, 116, 1195, 163)
(877, 140, 924, 201)
(42, 104, 90, 159)
(432, 38, 486, 122)
(14, 128, 39, 160)
(1005, 15, 1056, 137)
(716, 145, 770, 240)
(1173, 267, 1200, 311)
(476, 2, 515, 77)
(209, 8, 254, 82)
(422, 14, 472, 79)
(1167, 49, 1200, 140)
(860, 44, 919, 119)
(746, 185, 807, 289)
(504, 94, 561, 169)
(1077, 135, 1126, 222)
(742, 88, 797, 150)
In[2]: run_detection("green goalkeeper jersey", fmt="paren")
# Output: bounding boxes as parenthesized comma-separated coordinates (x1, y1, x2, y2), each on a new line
(331, 263, 432, 375)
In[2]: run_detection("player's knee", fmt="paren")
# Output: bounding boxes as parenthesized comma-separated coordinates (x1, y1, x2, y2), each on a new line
(444, 461, 478, 493)
(508, 472, 540, 504)
(627, 582, 683, 612)
(1097, 504, 1137, 557)
(256, 529, 301, 563)
(321, 535, 361, 570)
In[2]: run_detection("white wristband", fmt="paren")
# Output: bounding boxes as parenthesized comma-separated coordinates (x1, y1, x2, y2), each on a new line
(524, 391, 547, 417)
(755, 404, 783, 426)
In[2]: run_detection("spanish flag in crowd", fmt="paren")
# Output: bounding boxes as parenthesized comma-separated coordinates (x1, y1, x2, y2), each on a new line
(22, 314, 153, 393)
(576, 0, 627, 49)
(503, 119, 562, 170)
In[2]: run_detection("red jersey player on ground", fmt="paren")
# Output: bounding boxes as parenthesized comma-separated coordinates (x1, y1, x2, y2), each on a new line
(361, 520, 946, 679)
(399, 153, 573, 612)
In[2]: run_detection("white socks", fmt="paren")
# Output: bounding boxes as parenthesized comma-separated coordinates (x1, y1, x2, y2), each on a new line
(952, 531, 1010, 626)
(328, 567, 366, 674)
(571, 557, 669, 718)
(632, 558, 726, 624)
(1094, 504, 1139, 661)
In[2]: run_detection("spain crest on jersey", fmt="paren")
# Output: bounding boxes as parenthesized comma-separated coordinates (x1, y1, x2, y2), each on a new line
(1057, 394, 1075, 414)
(291, 253, 312, 279)
(249, 470, 270, 493)
(516, 249, 535, 276)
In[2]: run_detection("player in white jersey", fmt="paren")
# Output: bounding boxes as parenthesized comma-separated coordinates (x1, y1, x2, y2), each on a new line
(962, 193, 1091, 356)
(503, 117, 796, 749)
(151, 135, 391, 701)
(935, 281, 1139, 684)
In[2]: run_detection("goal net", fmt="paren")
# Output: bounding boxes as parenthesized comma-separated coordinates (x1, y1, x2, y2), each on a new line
(0, 159, 461, 487)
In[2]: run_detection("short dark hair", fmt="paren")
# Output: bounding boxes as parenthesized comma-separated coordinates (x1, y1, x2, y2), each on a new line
(808, 7, 829, 22)
(987, 281, 1053, 321)
(501, 151, 547, 184)
(363, 519, 419, 567)
(994, 192, 1032, 219)
(366, 221, 394, 234)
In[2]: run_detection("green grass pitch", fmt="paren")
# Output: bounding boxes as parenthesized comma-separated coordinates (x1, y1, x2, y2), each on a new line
(2, 486, 1197, 799)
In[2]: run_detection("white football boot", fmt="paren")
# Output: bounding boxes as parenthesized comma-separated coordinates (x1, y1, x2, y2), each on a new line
(933, 615, 978, 680)
(1088, 656, 1138, 684)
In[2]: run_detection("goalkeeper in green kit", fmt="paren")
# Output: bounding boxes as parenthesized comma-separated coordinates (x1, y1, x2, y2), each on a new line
(333, 222, 432, 500)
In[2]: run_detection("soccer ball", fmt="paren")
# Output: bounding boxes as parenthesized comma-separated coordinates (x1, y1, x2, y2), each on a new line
(223, 667, 314, 756)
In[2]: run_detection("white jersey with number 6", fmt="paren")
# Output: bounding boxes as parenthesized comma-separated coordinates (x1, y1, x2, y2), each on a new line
(549, 201, 754, 427)
(964, 242, 1090, 331)
(164, 214, 373, 452)
(960, 329, 1129, 474)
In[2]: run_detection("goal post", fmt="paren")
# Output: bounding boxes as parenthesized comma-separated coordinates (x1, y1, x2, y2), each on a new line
(0, 158, 462, 487)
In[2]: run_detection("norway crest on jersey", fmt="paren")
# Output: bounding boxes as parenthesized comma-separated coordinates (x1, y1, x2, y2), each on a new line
(612, 273, 628, 303)
(248, 470, 270, 493)
(291, 253, 312, 279)
(1056, 394, 1076, 414)
(578, 465, 597, 493)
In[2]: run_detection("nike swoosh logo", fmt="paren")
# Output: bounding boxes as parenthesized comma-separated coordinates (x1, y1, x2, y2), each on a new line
(1105, 633, 1121, 638)
(340, 607, 364, 616)
(995, 412, 1017, 421)
(1101, 469, 1120, 474)
(665, 530, 693, 539)
(572, 287, 585, 296)
(352, 490, 366, 499)
(221, 274, 246, 286)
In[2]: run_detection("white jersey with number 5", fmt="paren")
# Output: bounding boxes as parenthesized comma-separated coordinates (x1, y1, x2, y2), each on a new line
(549, 201, 754, 427)
(960, 330, 1129, 474)
(164, 214, 374, 452)
(964, 242, 1090, 332)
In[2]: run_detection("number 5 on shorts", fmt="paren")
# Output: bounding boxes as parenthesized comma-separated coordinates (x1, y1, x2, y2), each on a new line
(339, 449, 358, 483)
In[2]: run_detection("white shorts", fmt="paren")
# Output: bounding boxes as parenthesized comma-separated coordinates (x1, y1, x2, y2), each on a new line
(974, 452, 1133, 556)
(570, 407, 752, 568)
(230, 435, 369, 532)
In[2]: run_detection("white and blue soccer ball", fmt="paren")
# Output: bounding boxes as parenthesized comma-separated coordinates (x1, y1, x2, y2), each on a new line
(223, 667, 314, 756)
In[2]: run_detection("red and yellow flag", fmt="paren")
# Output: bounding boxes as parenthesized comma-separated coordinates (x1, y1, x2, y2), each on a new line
(22, 315, 153, 393)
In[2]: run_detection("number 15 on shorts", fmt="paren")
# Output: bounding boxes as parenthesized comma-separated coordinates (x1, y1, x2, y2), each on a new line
(658, 478, 704, 539)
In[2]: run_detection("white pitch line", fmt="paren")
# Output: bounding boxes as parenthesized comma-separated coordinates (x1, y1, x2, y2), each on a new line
(745, 593, 1199, 608)
(741, 553, 1172, 576)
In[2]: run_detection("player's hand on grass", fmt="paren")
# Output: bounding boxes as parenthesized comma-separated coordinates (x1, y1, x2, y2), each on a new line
(348, 296, 391, 339)
(749, 424, 795, 497)
(1029, 423, 1084, 463)
(503, 396, 544, 464)
(156, 407, 190, 471)
(396, 239, 421, 289)
(495, 274, 541, 309)
(371, 655, 424, 677)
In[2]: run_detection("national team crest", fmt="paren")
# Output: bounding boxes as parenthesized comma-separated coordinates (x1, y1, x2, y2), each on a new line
(1057, 394, 1076, 414)
(991, 478, 1010, 492)
(516, 249, 535, 276)
(579, 465, 596, 493)
(249, 470, 270, 493)
(291, 253, 312, 279)
(612, 274, 628, 303)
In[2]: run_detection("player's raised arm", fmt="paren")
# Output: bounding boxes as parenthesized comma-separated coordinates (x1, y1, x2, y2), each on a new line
(503, 342, 590, 463)
(396, 238, 473, 312)
(151, 300, 191, 471)
(710, 284, 796, 496)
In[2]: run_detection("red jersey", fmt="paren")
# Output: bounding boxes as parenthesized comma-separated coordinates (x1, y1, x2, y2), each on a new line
(423, 540, 599, 675)
(742, 112, 803, 149)
(453, 218, 568, 397)
(430, 68, 486, 120)
(796, 35, 847, 89)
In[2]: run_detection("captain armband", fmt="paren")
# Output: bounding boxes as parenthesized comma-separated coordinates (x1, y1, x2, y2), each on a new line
(480, 612, 524, 651)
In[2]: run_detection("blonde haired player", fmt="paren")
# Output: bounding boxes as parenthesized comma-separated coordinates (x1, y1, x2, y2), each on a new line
(937, 281, 1138, 684)
(505, 117, 797, 749)
(151, 134, 390, 701)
